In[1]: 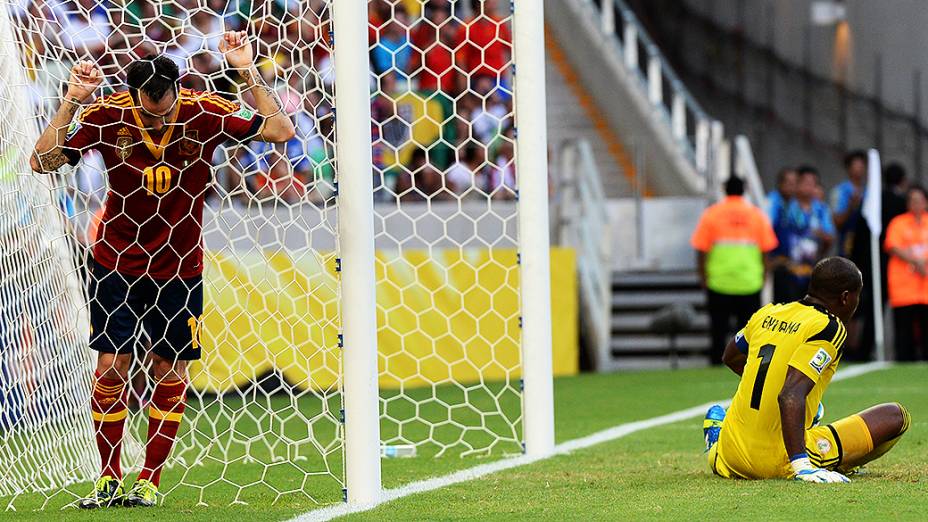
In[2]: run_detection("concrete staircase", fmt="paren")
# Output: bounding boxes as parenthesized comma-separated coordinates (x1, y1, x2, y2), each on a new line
(545, 38, 633, 197)
(609, 271, 712, 369)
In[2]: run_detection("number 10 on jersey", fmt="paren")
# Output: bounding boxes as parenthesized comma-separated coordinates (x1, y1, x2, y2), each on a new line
(144, 165, 172, 195)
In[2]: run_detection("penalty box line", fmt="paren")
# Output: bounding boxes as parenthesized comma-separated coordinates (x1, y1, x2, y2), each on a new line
(291, 362, 890, 522)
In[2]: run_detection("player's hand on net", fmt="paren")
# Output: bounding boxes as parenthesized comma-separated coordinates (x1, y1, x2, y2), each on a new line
(791, 456, 850, 483)
(219, 30, 254, 69)
(66, 60, 102, 103)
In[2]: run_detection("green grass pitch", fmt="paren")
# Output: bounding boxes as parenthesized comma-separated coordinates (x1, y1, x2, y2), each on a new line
(4, 365, 927, 521)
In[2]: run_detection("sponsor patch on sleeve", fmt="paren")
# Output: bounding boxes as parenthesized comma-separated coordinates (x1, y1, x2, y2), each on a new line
(231, 106, 255, 121)
(65, 121, 81, 140)
(809, 348, 833, 374)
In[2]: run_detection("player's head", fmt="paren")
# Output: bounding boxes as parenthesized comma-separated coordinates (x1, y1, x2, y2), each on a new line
(126, 55, 180, 130)
(806, 257, 863, 322)
(724, 176, 744, 196)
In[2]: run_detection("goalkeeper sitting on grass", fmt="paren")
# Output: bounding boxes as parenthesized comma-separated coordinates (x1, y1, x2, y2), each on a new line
(30, 31, 295, 508)
(703, 257, 909, 483)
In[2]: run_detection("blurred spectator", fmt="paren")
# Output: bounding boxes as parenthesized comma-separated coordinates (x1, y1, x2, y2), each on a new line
(236, 145, 306, 204)
(780, 167, 835, 302)
(767, 167, 798, 303)
(371, 6, 412, 87)
(846, 163, 910, 361)
(690, 176, 778, 365)
(469, 76, 511, 144)
(831, 150, 868, 256)
(455, 0, 511, 92)
(487, 127, 516, 200)
(410, 2, 460, 94)
(446, 141, 487, 198)
(885, 186, 928, 361)
(394, 148, 450, 201)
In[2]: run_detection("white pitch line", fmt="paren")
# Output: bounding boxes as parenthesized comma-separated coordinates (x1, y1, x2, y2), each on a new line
(290, 361, 890, 522)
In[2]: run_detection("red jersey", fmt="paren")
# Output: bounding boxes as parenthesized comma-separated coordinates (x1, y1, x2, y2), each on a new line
(455, 14, 512, 78)
(63, 89, 263, 279)
(411, 22, 459, 92)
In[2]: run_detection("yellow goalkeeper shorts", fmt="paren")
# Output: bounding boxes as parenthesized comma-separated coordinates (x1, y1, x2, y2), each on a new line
(709, 414, 873, 479)
(805, 414, 874, 470)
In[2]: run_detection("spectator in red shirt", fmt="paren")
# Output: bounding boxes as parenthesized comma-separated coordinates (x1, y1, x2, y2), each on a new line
(411, 2, 460, 94)
(455, 0, 511, 93)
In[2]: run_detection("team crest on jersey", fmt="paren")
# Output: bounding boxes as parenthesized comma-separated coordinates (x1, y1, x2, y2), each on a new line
(116, 136, 133, 160)
(180, 129, 201, 156)
(816, 437, 832, 454)
(809, 348, 833, 374)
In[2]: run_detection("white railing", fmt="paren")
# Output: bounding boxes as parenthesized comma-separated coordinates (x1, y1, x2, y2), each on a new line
(734, 135, 767, 209)
(556, 139, 611, 370)
(592, 0, 711, 181)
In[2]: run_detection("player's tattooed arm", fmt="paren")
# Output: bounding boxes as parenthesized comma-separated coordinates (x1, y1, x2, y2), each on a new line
(31, 60, 102, 173)
(31, 99, 80, 172)
(220, 30, 296, 143)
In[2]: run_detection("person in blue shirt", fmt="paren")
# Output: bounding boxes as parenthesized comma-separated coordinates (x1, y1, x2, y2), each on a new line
(831, 150, 867, 256)
(767, 167, 798, 303)
(780, 167, 836, 301)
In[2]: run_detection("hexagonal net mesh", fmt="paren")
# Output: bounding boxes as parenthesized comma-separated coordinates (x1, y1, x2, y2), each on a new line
(2, 0, 341, 510)
(0, 0, 522, 511)
(369, 0, 521, 458)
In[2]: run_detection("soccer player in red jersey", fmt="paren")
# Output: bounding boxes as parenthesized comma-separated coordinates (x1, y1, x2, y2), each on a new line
(30, 31, 295, 508)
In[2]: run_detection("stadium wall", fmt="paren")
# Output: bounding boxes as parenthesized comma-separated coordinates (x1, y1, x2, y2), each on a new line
(188, 203, 578, 393)
(682, 0, 928, 126)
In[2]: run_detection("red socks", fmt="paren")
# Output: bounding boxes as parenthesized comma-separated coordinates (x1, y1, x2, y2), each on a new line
(137, 378, 187, 486)
(91, 372, 128, 479)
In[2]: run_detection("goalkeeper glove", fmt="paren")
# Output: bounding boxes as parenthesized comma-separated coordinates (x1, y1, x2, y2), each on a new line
(791, 454, 850, 483)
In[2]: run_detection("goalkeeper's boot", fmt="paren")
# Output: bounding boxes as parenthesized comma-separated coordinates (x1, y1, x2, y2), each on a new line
(124, 478, 158, 507)
(812, 402, 825, 427)
(77, 476, 124, 509)
(703, 404, 726, 452)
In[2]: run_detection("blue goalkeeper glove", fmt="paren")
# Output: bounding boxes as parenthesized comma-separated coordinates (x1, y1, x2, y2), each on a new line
(791, 454, 850, 483)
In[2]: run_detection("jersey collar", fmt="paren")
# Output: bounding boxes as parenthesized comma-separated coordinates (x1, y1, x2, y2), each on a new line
(129, 102, 180, 161)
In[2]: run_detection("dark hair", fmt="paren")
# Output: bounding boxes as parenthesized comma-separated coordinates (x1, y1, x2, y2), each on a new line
(844, 150, 868, 169)
(461, 142, 481, 164)
(125, 55, 179, 102)
(409, 147, 427, 167)
(797, 165, 819, 179)
(885, 163, 907, 187)
(724, 176, 745, 196)
(808, 257, 862, 301)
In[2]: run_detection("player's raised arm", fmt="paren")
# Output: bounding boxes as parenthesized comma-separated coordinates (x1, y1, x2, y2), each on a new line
(30, 60, 103, 173)
(220, 30, 296, 143)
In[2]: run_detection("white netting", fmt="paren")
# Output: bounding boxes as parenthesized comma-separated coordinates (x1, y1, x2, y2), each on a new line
(0, 0, 524, 511)
(368, 0, 522, 457)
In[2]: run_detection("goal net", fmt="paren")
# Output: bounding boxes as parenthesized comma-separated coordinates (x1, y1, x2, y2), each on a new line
(0, 0, 533, 511)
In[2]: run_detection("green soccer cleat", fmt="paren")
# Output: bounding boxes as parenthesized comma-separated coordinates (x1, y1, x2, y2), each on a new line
(124, 478, 159, 507)
(77, 476, 124, 509)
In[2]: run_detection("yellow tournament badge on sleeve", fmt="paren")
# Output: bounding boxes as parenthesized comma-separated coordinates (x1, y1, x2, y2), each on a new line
(810, 348, 833, 374)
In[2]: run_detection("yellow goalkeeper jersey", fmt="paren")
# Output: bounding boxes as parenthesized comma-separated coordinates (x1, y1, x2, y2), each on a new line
(714, 300, 847, 479)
